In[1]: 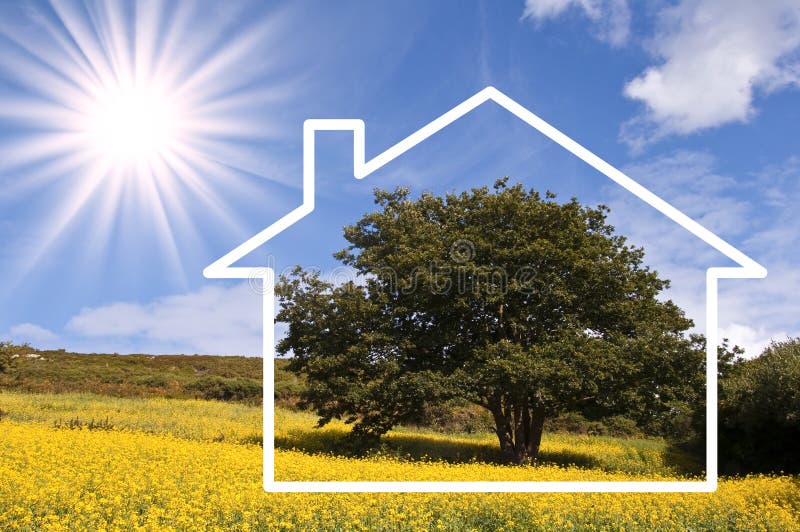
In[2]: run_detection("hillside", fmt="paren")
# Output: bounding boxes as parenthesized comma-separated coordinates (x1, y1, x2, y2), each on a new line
(0, 348, 276, 403)
(0, 349, 648, 437)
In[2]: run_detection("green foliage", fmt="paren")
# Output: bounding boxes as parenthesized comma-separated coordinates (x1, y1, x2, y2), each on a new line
(0, 340, 25, 376)
(278, 181, 701, 463)
(274, 358, 307, 407)
(667, 337, 747, 446)
(541, 412, 643, 438)
(413, 401, 495, 434)
(184, 376, 262, 403)
(0, 348, 309, 407)
(544, 412, 606, 436)
(720, 338, 800, 474)
(0, 343, 10, 374)
(132, 374, 171, 387)
(601, 415, 645, 438)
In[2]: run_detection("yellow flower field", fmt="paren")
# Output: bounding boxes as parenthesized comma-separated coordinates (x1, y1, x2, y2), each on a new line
(0, 392, 798, 530)
(0, 391, 262, 443)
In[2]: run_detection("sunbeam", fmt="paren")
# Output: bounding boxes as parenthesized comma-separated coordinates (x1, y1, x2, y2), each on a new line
(82, 80, 183, 165)
(0, 0, 294, 288)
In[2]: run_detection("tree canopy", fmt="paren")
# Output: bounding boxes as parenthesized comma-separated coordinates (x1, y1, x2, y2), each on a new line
(719, 338, 800, 474)
(277, 180, 701, 463)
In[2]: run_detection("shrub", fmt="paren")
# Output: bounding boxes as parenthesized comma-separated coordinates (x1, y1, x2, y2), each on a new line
(719, 338, 800, 474)
(0, 341, 24, 375)
(603, 415, 643, 438)
(415, 402, 494, 434)
(543, 413, 643, 438)
(184, 376, 262, 403)
(132, 374, 170, 387)
(274, 362, 306, 403)
(545, 412, 606, 436)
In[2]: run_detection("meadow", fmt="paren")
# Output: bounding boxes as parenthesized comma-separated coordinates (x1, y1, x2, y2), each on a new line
(1, 390, 798, 530)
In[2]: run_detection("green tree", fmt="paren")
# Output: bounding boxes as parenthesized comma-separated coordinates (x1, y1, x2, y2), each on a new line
(0, 341, 23, 376)
(277, 180, 700, 464)
(659, 336, 746, 451)
(719, 338, 800, 474)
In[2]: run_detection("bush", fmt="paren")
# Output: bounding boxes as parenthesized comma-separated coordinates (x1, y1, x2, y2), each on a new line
(184, 376, 262, 403)
(415, 402, 494, 434)
(132, 374, 170, 387)
(719, 338, 800, 474)
(274, 360, 306, 407)
(544, 412, 643, 438)
(545, 412, 606, 436)
(0, 341, 24, 375)
(603, 415, 644, 438)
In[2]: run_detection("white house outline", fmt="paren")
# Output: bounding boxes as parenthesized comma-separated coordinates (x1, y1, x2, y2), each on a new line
(204, 86, 767, 493)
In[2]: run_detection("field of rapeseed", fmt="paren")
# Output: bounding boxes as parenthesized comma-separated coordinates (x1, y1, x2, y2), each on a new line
(1, 391, 798, 530)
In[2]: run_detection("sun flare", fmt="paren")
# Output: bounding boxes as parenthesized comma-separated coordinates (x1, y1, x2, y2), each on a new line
(84, 82, 183, 166)
(0, 1, 288, 283)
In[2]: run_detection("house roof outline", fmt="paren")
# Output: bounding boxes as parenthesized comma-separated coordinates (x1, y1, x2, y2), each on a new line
(204, 86, 767, 494)
(204, 86, 766, 281)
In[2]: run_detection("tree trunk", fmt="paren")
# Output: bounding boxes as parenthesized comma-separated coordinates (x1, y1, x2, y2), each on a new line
(489, 401, 514, 462)
(489, 399, 547, 465)
(526, 405, 546, 461)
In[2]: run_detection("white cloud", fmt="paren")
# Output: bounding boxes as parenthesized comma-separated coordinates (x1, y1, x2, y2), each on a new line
(7, 322, 59, 346)
(622, 0, 800, 146)
(65, 283, 262, 356)
(603, 150, 800, 359)
(4, 265, 367, 356)
(522, 0, 631, 47)
(718, 323, 796, 359)
(619, 150, 751, 237)
(741, 158, 800, 264)
(605, 150, 750, 281)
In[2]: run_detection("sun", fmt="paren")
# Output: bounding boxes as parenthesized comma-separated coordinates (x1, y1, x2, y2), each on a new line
(84, 82, 183, 167)
(0, 0, 290, 285)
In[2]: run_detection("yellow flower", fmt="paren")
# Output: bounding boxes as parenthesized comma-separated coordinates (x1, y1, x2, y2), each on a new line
(0, 391, 798, 531)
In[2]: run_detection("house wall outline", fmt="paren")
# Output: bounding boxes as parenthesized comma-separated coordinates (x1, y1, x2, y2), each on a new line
(204, 86, 767, 493)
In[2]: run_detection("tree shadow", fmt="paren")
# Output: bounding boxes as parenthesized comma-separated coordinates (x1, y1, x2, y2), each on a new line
(536, 448, 603, 470)
(274, 425, 351, 455)
(274, 423, 707, 479)
(275, 426, 503, 463)
(378, 432, 504, 464)
(661, 442, 705, 477)
(274, 425, 619, 471)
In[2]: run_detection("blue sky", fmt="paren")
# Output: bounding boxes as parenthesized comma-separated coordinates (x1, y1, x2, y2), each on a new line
(1, 0, 798, 357)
